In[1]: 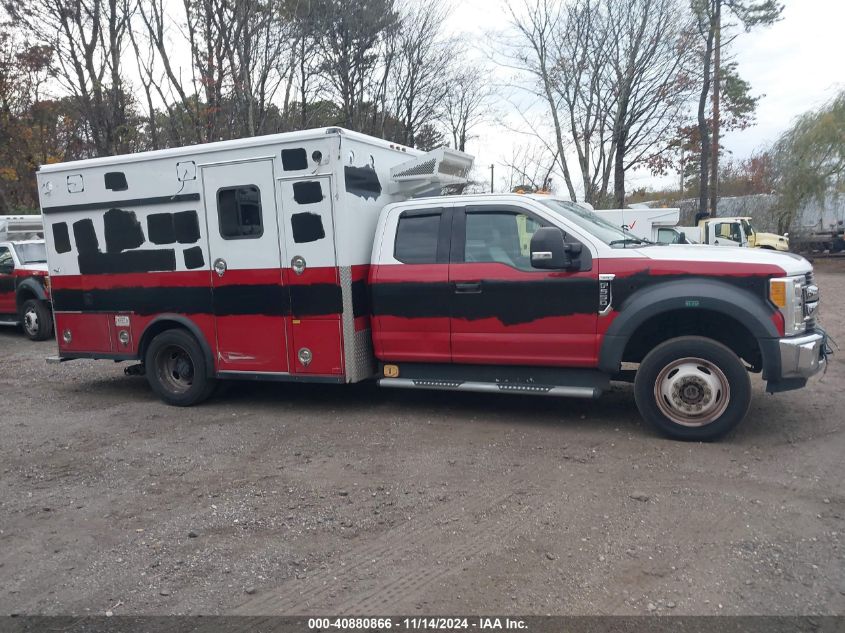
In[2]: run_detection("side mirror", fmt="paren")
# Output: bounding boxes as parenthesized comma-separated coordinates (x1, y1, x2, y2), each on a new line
(530, 227, 579, 270)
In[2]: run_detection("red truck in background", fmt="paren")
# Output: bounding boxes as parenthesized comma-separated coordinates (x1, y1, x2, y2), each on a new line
(0, 238, 53, 341)
(36, 128, 827, 441)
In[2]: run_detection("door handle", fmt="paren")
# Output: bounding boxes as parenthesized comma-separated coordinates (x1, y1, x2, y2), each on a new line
(454, 281, 482, 294)
(213, 258, 227, 277)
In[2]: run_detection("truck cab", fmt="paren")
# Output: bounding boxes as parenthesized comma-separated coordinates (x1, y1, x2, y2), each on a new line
(370, 194, 826, 440)
(0, 239, 53, 340)
(697, 216, 789, 251)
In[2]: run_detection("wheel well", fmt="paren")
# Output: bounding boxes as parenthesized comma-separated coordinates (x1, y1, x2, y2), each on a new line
(16, 288, 37, 309)
(621, 309, 763, 372)
(137, 318, 215, 376)
(138, 320, 190, 360)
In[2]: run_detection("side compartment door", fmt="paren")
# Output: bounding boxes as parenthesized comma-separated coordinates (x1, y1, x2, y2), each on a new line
(0, 246, 15, 314)
(277, 176, 343, 375)
(202, 159, 289, 373)
(449, 205, 599, 367)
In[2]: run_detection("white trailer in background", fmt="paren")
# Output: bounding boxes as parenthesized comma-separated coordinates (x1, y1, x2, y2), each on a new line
(592, 207, 686, 244)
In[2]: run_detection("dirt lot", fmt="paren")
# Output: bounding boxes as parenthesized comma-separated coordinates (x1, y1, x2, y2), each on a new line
(1, 260, 844, 617)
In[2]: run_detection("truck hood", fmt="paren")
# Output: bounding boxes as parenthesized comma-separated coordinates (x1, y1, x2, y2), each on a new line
(639, 244, 811, 276)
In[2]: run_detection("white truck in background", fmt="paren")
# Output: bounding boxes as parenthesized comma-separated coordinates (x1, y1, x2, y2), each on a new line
(593, 207, 687, 244)
(594, 206, 789, 251)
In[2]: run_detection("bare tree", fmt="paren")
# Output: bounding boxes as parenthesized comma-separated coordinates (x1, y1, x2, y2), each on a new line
(500, 143, 558, 193)
(691, 0, 782, 215)
(8, 0, 136, 156)
(443, 64, 491, 152)
(312, 0, 399, 132)
(224, 0, 294, 137)
(604, 0, 695, 206)
(501, 0, 578, 200)
(550, 0, 614, 203)
(387, 0, 452, 147)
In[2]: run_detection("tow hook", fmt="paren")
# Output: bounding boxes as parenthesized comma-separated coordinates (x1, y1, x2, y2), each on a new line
(124, 363, 145, 376)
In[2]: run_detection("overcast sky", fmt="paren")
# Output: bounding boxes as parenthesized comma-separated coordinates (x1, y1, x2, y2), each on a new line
(447, 0, 845, 196)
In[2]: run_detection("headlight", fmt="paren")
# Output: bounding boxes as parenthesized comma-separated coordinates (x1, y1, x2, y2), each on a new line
(770, 276, 806, 336)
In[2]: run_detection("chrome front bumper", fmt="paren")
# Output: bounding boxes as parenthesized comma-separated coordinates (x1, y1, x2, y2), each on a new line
(779, 330, 827, 379)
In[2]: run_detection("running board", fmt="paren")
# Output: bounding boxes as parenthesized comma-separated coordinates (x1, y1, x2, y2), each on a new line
(376, 363, 607, 399)
(0, 319, 20, 327)
(379, 378, 599, 398)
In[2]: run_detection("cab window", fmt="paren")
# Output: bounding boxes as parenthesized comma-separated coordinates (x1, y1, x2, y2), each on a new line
(464, 211, 545, 271)
(0, 246, 13, 274)
(657, 228, 681, 244)
(715, 222, 743, 243)
(394, 211, 443, 264)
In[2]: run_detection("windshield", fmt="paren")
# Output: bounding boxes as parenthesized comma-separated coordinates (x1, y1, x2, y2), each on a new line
(537, 199, 653, 248)
(13, 242, 47, 264)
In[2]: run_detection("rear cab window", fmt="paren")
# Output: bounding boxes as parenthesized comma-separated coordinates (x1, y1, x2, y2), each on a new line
(393, 208, 449, 264)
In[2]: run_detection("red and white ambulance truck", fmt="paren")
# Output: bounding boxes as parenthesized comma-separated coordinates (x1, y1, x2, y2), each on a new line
(36, 127, 827, 440)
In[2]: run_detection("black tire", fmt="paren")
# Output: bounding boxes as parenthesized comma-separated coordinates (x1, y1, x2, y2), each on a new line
(634, 336, 751, 441)
(144, 329, 215, 406)
(20, 298, 53, 341)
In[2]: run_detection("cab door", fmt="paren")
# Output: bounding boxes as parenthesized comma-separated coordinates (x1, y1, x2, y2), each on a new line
(710, 220, 745, 247)
(0, 245, 15, 314)
(202, 159, 289, 373)
(449, 205, 598, 367)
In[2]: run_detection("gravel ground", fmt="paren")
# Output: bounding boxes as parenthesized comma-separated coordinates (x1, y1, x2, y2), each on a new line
(1, 260, 844, 616)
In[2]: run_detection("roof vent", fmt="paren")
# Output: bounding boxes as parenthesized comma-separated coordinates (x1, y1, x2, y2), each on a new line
(389, 147, 474, 196)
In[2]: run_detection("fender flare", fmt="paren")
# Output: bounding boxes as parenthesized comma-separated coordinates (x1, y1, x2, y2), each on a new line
(598, 278, 781, 378)
(138, 314, 216, 377)
(16, 277, 49, 304)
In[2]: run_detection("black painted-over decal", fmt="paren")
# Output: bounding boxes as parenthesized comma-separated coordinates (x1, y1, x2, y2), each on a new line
(369, 269, 777, 326)
(344, 166, 382, 200)
(352, 279, 370, 318)
(173, 210, 201, 243)
(281, 148, 308, 171)
(292, 181, 324, 205)
(52, 283, 344, 318)
(72, 219, 99, 255)
(78, 250, 177, 275)
(371, 279, 598, 326)
(0, 277, 14, 293)
(147, 213, 176, 245)
(42, 193, 200, 215)
(290, 212, 325, 243)
(104, 208, 145, 253)
(183, 246, 205, 270)
(52, 222, 71, 254)
(104, 172, 128, 191)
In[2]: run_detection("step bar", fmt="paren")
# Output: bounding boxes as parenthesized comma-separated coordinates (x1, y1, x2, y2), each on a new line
(376, 363, 607, 399)
(378, 377, 599, 398)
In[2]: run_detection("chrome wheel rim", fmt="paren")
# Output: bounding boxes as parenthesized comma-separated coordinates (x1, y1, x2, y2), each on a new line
(23, 308, 39, 336)
(654, 357, 730, 427)
(155, 345, 195, 394)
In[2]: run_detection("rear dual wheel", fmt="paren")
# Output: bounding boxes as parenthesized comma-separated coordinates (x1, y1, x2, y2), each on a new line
(145, 329, 215, 406)
(634, 336, 751, 441)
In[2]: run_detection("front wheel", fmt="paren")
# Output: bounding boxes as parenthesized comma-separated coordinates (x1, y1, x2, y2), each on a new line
(145, 329, 216, 406)
(634, 336, 751, 441)
(20, 299, 53, 341)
